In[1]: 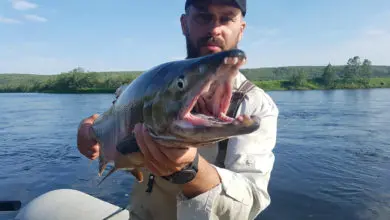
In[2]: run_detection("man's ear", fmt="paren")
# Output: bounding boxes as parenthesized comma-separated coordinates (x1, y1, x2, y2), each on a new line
(180, 14, 188, 36)
(238, 19, 246, 41)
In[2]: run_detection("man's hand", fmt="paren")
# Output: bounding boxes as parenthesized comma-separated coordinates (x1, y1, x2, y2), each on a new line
(133, 123, 197, 176)
(133, 123, 221, 198)
(77, 114, 100, 160)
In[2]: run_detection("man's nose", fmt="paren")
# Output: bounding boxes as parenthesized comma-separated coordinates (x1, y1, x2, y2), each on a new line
(207, 20, 223, 36)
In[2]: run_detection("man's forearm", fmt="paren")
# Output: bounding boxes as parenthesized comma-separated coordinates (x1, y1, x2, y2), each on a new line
(180, 155, 221, 198)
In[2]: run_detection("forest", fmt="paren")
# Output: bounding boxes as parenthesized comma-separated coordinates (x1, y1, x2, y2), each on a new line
(1, 56, 389, 93)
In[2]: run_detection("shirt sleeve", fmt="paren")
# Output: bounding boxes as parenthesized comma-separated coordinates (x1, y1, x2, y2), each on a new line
(176, 86, 279, 220)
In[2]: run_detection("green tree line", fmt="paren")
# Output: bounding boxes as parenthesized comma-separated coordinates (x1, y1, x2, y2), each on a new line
(0, 67, 141, 93)
(284, 56, 387, 90)
(1, 57, 390, 93)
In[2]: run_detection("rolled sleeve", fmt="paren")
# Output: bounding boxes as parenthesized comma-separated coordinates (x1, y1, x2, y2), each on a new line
(177, 86, 279, 220)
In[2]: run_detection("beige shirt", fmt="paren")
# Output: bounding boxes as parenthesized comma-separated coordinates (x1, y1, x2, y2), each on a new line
(127, 73, 279, 220)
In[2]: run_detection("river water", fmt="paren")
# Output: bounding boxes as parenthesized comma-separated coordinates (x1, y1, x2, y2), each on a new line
(0, 89, 389, 220)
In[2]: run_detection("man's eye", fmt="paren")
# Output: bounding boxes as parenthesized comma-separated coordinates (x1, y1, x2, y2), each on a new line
(220, 16, 234, 24)
(194, 14, 213, 24)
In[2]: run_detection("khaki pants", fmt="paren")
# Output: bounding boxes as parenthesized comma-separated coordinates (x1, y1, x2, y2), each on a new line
(127, 146, 219, 220)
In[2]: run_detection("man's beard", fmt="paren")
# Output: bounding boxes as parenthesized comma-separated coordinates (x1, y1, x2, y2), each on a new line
(185, 34, 239, 59)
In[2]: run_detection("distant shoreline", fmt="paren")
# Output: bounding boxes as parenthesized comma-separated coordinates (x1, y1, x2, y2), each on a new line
(1, 78, 389, 94)
(254, 78, 390, 91)
(2, 62, 390, 93)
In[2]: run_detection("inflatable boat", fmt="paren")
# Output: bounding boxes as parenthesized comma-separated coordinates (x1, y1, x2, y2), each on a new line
(3, 189, 129, 220)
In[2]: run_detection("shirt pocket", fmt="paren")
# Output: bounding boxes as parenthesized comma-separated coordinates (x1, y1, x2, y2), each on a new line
(222, 173, 253, 207)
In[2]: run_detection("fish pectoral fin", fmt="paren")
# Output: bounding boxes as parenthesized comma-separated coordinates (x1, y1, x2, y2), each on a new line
(126, 168, 143, 182)
(98, 148, 108, 177)
(116, 132, 140, 155)
(98, 167, 143, 186)
(98, 166, 118, 186)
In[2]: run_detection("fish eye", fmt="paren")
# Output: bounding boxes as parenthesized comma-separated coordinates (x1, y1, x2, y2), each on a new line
(177, 78, 185, 90)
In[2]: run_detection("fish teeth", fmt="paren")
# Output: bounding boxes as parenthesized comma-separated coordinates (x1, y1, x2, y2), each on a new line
(224, 57, 240, 65)
(219, 112, 234, 122)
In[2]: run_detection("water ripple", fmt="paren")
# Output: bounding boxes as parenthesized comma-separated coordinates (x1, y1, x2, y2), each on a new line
(1, 90, 390, 220)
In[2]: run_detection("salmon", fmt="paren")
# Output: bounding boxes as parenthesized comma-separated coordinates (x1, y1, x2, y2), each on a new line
(89, 49, 261, 184)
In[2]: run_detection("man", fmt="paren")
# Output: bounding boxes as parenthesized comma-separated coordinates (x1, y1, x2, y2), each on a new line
(77, 0, 279, 219)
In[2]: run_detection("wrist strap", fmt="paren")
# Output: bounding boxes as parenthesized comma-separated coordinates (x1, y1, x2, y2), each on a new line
(161, 151, 199, 183)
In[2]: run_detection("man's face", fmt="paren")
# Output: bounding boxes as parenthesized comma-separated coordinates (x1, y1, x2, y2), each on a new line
(180, 3, 246, 58)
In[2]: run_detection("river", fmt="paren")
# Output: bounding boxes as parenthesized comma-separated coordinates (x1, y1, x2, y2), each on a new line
(1, 88, 389, 220)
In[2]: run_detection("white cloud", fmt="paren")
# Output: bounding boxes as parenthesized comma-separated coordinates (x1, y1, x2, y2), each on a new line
(10, 0, 37, 11)
(24, 14, 47, 22)
(0, 16, 22, 24)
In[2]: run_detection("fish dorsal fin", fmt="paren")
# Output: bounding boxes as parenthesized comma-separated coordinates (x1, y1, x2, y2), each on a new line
(112, 84, 129, 104)
(115, 84, 128, 98)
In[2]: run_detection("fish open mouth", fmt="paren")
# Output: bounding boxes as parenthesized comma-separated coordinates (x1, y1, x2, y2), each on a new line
(179, 77, 234, 126)
(172, 50, 260, 141)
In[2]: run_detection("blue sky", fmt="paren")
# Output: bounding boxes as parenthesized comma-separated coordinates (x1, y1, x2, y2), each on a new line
(1, 0, 389, 74)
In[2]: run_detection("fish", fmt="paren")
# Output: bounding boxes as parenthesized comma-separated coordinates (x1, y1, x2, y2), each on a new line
(89, 49, 261, 185)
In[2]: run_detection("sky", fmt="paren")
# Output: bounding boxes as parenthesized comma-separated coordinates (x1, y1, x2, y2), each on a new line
(1, 0, 389, 75)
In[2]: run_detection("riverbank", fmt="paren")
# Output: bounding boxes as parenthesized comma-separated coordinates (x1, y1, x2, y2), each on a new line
(254, 77, 390, 91)
(1, 77, 390, 93)
(1, 65, 390, 93)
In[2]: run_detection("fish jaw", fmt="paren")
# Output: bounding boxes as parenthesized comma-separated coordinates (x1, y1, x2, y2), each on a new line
(138, 49, 241, 136)
(168, 115, 260, 144)
(177, 49, 247, 121)
(148, 49, 251, 142)
(154, 49, 260, 145)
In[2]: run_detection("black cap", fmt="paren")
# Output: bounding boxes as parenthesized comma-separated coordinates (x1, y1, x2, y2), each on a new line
(185, 0, 246, 16)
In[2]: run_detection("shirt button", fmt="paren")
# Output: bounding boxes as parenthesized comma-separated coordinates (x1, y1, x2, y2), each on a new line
(246, 159, 254, 166)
